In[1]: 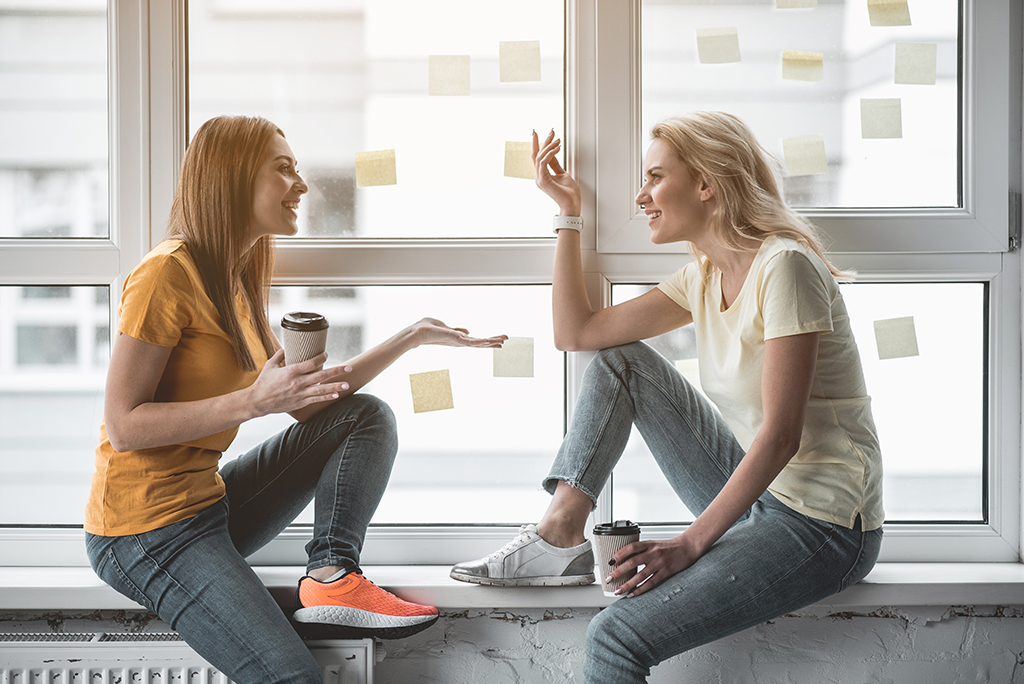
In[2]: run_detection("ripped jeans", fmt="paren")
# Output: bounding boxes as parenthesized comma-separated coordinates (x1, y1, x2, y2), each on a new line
(543, 343, 882, 684)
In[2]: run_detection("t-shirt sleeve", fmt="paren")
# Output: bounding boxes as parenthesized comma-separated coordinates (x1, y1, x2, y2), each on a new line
(760, 249, 834, 340)
(118, 253, 196, 347)
(656, 261, 698, 312)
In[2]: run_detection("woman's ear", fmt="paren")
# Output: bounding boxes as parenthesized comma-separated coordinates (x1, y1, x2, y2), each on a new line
(699, 178, 715, 202)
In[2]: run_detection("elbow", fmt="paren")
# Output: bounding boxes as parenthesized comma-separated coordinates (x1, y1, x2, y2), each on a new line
(553, 332, 585, 352)
(104, 420, 135, 454)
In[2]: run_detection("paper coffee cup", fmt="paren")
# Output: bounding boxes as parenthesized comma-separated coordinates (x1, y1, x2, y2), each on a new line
(593, 520, 641, 597)
(281, 311, 329, 366)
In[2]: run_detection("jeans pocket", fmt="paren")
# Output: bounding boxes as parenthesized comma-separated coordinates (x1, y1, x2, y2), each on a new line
(839, 527, 883, 591)
(99, 545, 156, 613)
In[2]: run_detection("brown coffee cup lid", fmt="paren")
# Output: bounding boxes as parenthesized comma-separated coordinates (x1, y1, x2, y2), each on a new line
(592, 519, 640, 535)
(281, 311, 329, 331)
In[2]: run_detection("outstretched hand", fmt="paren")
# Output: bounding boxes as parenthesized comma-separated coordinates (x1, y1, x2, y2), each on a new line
(411, 317, 507, 348)
(533, 129, 581, 216)
(605, 533, 705, 598)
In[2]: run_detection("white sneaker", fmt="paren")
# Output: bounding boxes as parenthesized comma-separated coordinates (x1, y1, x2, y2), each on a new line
(449, 524, 595, 587)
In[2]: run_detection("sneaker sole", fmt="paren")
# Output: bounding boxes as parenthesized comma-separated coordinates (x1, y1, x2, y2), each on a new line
(449, 570, 595, 587)
(292, 606, 439, 640)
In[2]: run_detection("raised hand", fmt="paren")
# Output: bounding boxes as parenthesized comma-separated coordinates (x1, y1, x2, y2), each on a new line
(533, 129, 582, 216)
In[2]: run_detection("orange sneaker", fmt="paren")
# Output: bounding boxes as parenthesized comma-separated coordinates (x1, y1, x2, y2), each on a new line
(292, 572, 439, 639)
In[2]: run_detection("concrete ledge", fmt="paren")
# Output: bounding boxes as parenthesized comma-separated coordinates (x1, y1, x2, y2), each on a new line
(0, 564, 1022, 612)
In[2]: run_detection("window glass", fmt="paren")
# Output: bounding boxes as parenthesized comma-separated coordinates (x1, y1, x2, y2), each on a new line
(0, 285, 109, 525)
(641, 0, 960, 209)
(187, 0, 564, 239)
(228, 284, 564, 525)
(610, 281, 984, 525)
(0, 3, 108, 238)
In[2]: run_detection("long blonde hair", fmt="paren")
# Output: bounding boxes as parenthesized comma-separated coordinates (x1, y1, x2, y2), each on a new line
(165, 115, 279, 372)
(650, 111, 852, 282)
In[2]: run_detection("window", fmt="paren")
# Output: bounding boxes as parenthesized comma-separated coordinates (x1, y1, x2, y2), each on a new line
(0, 0, 1017, 567)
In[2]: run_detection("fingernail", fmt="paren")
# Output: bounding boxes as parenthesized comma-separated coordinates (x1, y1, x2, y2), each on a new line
(608, 559, 616, 566)
(605, 576, 613, 584)
(341, 383, 349, 390)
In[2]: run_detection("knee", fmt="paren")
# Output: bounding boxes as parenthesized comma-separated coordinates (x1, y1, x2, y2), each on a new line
(585, 606, 654, 682)
(593, 341, 657, 372)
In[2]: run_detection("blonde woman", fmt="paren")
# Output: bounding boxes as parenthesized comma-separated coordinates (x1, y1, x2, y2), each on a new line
(85, 115, 506, 684)
(451, 112, 883, 683)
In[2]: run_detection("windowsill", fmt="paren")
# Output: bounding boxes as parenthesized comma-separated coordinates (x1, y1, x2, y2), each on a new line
(0, 563, 1021, 613)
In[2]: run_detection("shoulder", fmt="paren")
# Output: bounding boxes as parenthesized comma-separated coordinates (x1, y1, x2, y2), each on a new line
(759, 237, 834, 288)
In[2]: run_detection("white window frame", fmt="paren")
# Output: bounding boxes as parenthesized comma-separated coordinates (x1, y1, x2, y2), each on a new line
(0, 0, 1019, 566)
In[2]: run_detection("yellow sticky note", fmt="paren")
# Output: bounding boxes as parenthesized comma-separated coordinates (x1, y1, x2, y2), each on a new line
(895, 43, 936, 85)
(874, 316, 919, 360)
(777, 0, 817, 7)
(409, 369, 454, 413)
(429, 55, 470, 96)
(504, 141, 535, 179)
(696, 27, 741, 64)
(494, 337, 534, 378)
(499, 40, 541, 82)
(782, 50, 824, 81)
(860, 99, 902, 139)
(782, 134, 828, 176)
(355, 149, 397, 187)
(867, 0, 911, 27)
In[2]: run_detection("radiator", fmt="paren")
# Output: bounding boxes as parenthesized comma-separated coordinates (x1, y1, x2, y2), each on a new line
(0, 633, 382, 683)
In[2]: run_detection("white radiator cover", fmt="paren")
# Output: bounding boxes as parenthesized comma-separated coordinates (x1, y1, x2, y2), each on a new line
(0, 633, 381, 683)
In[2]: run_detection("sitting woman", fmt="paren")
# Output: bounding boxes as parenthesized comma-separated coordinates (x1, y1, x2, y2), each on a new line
(451, 111, 884, 684)
(85, 115, 506, 684)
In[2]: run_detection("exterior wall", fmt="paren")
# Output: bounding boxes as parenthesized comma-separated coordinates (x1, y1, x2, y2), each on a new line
(2, 606, 1022, 683)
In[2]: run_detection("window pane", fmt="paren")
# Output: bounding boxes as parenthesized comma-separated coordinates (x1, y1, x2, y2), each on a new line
(0, 286, 110, 525)
(641, 0, 960, 209)
(187, 0, 564, 239)
(610, 281, 985, 525)
(228, 285, 564, 526)
(0, 3, 108, 238)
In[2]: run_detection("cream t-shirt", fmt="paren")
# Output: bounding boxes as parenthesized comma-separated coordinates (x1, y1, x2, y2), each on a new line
(657, 236, 884, 530)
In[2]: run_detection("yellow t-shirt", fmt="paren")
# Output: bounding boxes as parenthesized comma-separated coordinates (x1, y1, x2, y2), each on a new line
(84, 239, 269, 536)
(657, 236, 884, 530)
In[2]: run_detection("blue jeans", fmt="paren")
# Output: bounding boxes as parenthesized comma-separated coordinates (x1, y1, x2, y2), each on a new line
(85, 394, 398, 684)
(543, 343, 882, 684)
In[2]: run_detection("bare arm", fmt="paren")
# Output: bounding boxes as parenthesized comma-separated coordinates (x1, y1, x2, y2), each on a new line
(288, 317, 507, 423)
(607, 331, 821, 597)
(533, 130, 692, 350)
(104, 333, 348, 452)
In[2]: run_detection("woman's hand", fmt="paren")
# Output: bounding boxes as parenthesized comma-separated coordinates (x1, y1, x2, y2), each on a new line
(248, 349, 352, 417)
(605, 533, 705, 598)
(533, 129, 581, 216)
(410, 317, 507, 348)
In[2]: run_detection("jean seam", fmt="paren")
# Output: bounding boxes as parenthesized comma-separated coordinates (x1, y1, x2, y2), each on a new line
(625, 361, 737, 485)
(130, 535, 280, 679)
(105, 546, 153, 612)
(230, 412, 358, 515)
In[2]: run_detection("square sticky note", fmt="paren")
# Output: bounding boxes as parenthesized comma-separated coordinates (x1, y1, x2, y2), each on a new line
(429, 55, 470, 96)
(494, 337, 534, 378)
(895, 43, 937, 85)
(777, 0, 816, 7)
(499, 40, 541, 82)
(867, 0, 911, 27)
(696, 27, 741, 64)
(782, 134, 828, 176)
(504, 141, 535, 179)
(355, 149, 397, 187)
(782, 50, 824, 81)
(409, 369, 454, 413)
(874, 316, 919, 360)
(860, 99, 902, 139)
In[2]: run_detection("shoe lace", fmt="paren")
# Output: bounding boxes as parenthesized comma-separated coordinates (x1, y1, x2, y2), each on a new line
(488, 524, 534, 560)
